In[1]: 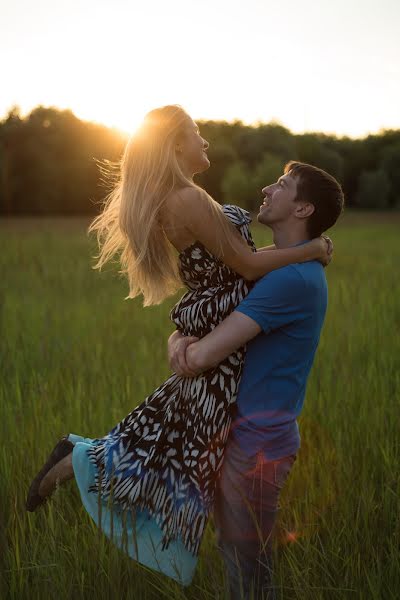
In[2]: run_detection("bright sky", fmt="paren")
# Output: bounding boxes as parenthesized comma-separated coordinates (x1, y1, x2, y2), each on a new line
(2, 0, 400, 137)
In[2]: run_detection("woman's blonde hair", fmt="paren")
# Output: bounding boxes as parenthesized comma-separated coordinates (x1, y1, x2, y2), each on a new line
(89, 104, 238, 306)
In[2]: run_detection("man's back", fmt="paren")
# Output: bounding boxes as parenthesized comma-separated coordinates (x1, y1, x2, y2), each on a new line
(232, 260, 327, 460)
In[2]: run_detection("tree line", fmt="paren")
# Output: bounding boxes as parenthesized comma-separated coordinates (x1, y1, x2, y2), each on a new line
(1, 105, 399, 215)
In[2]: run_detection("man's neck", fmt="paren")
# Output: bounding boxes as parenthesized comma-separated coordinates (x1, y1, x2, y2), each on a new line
(272, 224, 311, 249)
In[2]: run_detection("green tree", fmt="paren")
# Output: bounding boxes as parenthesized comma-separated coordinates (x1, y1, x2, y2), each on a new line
(380, 142, 400, 207)
(196, 140, 237, 201)
(295, 133, 344, 182)
(234, 123, 296, 169)
(253, 153, 284, 191)
(355, 169, 391, 209)
(0, 106, 22, 214)
(221, 162, 255, 208)
(0, 106, 125, 215)
(2, 106, 400, 215)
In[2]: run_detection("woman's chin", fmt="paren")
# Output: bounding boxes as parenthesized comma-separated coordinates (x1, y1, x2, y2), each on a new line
(195, 158, 211, 174)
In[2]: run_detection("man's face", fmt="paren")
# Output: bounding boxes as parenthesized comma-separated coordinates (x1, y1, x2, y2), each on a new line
(257, 173, 299, 226)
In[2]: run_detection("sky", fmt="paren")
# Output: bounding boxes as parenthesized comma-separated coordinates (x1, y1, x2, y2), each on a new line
(2, 0, 400, 137)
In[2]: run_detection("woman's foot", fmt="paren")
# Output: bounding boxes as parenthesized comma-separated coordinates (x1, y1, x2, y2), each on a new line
(26, 436, 74, 512)
(38, 453, 74, 498)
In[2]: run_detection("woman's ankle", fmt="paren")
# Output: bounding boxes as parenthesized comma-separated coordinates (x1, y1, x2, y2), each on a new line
(38, 453, 74, 498)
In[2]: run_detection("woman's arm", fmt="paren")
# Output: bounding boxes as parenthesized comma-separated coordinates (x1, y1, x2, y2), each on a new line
(258, 236, 333, 264)
(257, 244, 276, 252)
(235, 240, 327, 279)
(173, 188, 329, 281)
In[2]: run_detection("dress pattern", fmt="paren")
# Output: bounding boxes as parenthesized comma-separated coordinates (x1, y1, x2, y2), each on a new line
(85, 205, 255, 557)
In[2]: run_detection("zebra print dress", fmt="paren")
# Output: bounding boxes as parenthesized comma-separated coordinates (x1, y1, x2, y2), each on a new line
(71, 204, 255, 582)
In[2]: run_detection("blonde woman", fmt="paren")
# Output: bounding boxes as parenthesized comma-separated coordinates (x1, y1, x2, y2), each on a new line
(26, 106, 330, 585)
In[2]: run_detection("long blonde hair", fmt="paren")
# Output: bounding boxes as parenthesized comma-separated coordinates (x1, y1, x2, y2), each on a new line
(89, 105, 238, 306)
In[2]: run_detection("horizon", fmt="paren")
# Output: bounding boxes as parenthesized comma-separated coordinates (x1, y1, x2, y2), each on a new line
(3, 103, 399, 142)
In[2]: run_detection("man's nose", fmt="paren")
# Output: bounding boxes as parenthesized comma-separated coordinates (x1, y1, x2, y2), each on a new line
(262, 185, 272, 196)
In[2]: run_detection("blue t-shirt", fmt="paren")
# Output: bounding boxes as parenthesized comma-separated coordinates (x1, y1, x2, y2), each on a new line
(232, 260, 327, 460)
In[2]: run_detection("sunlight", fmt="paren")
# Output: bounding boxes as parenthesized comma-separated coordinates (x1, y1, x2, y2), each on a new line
(74, 101, 147, 137)
(2, 0, 400, 137)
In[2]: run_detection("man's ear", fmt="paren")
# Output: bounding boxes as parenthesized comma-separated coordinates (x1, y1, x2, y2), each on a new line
(294, 202, 315, 220)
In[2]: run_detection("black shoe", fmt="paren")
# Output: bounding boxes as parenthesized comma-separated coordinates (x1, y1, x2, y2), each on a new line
(26, 436, 74, 512)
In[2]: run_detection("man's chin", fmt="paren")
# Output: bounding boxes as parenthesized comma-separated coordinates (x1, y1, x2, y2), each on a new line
(257, 212, 269, 226)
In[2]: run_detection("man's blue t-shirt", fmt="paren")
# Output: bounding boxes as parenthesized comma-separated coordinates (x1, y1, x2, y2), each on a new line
(232, 260, 327, 460)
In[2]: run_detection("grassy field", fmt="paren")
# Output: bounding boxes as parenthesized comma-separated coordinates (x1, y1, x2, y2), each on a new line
(1, 212, 399, 599)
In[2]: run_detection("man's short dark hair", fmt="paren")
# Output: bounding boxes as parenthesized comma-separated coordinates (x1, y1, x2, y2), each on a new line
(284, 161, 344, 238)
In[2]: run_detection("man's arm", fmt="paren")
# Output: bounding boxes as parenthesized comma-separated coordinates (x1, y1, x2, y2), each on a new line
(168, 264, 313, 377)
(168, 312, 261, 377)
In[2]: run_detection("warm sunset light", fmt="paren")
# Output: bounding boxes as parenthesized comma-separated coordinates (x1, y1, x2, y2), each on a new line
(2, 0, 400, 136)
(3, 1, 399, 597)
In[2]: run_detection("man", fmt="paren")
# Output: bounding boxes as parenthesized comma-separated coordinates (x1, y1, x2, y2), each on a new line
(168, 161, 344, 599)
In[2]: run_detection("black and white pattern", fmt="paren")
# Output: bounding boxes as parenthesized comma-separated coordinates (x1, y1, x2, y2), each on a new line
(87, 205, 255, 555)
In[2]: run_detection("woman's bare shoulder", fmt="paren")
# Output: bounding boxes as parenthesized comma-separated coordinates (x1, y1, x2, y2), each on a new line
(166, 186, 206, 209)
(161, 187, 207, 251)
(164, 186, 211, 224)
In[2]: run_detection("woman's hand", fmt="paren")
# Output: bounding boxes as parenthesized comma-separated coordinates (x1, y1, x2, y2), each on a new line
(322, 234, 333, 254)
(309, 236, 334, 267)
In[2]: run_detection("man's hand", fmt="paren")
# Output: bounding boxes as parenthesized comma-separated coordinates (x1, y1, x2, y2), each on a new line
(167, 330, 199, 377)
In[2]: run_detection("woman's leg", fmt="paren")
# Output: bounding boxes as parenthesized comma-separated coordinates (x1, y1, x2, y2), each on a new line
(26, 436, 75, 511)
(38, 453, 74, 498)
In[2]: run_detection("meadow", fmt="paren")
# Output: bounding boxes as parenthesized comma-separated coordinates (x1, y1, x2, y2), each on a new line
(1, 212, 399, 600)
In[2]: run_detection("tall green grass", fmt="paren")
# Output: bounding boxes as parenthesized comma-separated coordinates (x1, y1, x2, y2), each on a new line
(1, 213, 399, 599)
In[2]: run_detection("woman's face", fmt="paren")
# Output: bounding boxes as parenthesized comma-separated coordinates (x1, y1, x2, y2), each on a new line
(177, 119, 210, 176)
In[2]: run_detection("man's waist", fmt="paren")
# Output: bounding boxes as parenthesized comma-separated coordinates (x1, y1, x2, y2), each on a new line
(230, 412, 300, 460)
(232, 407, 299, 431)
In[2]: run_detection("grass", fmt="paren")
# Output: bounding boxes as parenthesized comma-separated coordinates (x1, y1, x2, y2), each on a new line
(1, 211, 399, 599)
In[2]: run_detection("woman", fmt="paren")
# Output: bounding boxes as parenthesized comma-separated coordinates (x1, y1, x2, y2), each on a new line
(26, 105, 329, 585)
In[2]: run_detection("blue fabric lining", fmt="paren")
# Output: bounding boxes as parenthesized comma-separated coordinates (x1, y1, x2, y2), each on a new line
(69, 434, 197, 586)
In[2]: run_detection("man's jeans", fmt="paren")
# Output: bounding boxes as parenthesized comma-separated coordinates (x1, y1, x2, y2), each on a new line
(214, 435, 296, 600)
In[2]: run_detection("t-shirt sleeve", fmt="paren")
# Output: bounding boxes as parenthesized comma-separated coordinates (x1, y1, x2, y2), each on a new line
(235, 266, 307, 333)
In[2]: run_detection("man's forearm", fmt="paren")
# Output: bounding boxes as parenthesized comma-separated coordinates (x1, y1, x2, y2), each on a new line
(185, 340, 218, 373)
(185, 311, 262, 374)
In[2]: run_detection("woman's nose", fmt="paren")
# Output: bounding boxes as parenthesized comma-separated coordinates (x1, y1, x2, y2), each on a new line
(203, 138, 209, 150)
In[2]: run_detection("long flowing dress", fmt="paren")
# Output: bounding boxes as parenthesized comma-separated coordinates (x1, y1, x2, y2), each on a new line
(70, 205, 255, 585)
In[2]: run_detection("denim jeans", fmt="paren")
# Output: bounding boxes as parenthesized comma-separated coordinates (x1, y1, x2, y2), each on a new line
(214, 435, 296, 600)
